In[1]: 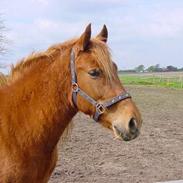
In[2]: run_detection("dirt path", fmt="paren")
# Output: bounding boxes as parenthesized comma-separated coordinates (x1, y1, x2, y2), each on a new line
(49, 86, 183, 183)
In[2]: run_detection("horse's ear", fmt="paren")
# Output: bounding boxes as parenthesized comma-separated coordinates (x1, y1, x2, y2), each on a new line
(77, 23, 91, 51)
(96, 24, 108, 43)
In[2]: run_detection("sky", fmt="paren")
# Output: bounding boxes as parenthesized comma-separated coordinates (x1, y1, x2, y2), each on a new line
(0, 0, 183, 73)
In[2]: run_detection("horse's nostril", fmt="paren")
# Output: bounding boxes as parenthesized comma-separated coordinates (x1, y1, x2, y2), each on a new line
(128, 118, 138, 134)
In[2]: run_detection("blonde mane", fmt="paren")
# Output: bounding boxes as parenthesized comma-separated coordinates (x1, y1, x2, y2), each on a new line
(7, 38, 116, 85)
(0, 72, 7, 87)
(91, 39, 117, 83)
(9, 39, 76, 83)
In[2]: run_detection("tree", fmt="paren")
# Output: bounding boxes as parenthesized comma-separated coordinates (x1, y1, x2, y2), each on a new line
(166, 65, 178, 72)
(146, 64, 163, 72)
(135, 64, 145, 73)
(146, 65, 155, 72)
(154, 64, 164, 72)
(0, 14, 7, 56)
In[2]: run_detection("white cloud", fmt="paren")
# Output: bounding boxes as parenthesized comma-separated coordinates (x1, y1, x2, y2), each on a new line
(31, 0, 49, 6)
(135, 8, 183, 38)
(6, 18, 87, 63)
(104, 6, 183, 43)
(79, 0, 128, 4)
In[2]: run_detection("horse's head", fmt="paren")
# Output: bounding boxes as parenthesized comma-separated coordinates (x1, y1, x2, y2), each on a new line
(71, 24, 142, 141)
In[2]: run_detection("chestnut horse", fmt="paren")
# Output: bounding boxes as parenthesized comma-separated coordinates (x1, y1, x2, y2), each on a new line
(0, 24, 142, 183)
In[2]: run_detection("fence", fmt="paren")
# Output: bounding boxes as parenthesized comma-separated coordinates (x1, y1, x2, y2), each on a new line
(150, 74, 183, 88)
(120, 72, 183, 89)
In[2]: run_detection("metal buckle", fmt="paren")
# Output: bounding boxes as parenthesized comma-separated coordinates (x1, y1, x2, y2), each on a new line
(96, 103, 105, 114)
(72, 83, 79, 92)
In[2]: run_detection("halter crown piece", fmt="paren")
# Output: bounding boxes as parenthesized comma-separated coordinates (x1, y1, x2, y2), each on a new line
(70, 48, 131, 122)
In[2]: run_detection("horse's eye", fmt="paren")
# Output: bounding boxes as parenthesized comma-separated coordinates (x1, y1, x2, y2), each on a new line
(88, 69, 101, 78)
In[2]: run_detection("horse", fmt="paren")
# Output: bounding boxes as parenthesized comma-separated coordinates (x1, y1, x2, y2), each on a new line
(0, 24, 142, 183)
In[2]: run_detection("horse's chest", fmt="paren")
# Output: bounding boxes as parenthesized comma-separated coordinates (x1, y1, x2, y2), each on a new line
(0, 150, 57, 183)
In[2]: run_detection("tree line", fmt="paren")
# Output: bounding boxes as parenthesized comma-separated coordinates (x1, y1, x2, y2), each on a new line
(119, 64, 183, 73)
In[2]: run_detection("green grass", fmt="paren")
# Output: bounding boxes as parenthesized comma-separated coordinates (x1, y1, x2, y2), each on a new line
(120, 75, 183, 89)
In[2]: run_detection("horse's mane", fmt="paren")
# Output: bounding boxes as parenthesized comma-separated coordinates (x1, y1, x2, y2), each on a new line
(0, 72, 7, 87)
(9, 39, 76, 83)
(7, 38, 116, 85)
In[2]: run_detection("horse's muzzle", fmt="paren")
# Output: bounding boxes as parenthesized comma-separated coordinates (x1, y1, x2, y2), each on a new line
(113, 120, 140, 141)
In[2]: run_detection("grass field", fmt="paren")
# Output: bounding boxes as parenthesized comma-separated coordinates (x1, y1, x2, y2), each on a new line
(119, 72, 183, 89)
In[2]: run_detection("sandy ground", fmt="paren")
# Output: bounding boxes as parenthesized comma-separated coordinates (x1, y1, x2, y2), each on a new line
(49, 86, 183, 183)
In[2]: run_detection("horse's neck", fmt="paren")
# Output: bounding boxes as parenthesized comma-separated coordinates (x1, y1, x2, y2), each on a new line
(3, 50, 77, 154)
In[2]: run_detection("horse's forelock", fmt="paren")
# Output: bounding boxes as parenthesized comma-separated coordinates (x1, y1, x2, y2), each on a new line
(90, 39, 117, 84)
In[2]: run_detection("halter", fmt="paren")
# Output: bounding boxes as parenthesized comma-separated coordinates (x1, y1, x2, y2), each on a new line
(70, 49, 131, 121)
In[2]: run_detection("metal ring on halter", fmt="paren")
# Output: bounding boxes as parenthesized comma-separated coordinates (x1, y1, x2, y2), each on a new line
(96, 103, 105, 114)
(72, 83, 79, 93)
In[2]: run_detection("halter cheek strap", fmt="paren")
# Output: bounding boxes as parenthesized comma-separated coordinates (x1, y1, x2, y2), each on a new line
(70, 48, 131, 122)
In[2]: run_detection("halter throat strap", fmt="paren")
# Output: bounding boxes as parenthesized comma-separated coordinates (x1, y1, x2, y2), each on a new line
(70, 48, 131, 121)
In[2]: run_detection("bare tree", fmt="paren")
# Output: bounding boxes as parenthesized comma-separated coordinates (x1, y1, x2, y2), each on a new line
(0, 14, 9, 71)
(0, 15, 6, 55)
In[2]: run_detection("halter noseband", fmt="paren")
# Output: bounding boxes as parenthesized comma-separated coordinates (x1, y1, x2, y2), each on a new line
(70, 49, 131, 121)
